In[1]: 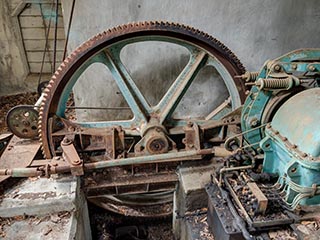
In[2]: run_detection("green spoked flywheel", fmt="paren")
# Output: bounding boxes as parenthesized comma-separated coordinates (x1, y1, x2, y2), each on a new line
(38, 21, 246, 217)
(38, 21, 246, 158)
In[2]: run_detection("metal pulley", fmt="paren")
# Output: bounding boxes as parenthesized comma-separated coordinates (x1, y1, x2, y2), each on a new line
(6, 105, 39, 139)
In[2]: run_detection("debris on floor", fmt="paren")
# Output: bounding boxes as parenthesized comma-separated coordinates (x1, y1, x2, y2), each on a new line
(88, 202, 174, 240)
(0, 211, 72, 240)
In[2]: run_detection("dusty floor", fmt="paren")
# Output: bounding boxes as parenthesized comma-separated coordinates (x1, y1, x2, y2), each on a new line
(0, 92, 175, 240)
(1, 92, 320, 240)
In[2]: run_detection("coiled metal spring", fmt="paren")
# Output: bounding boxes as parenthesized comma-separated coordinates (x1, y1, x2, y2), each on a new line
(235, 71, 259, 82)
(256, 76, 300, 90)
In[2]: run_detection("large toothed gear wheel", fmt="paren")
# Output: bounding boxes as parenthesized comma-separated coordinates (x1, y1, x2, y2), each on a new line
(38, 21, 246, 158)
(38, 21, 246, 217)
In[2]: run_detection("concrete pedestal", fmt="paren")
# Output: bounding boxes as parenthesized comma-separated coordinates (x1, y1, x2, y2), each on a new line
(173, 162, 216, 240)
(0, 176, 91, 240)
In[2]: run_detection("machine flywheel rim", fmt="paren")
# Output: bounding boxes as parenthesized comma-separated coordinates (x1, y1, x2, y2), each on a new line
(38, 21, 247, 217)
(38, 21, 246, 158)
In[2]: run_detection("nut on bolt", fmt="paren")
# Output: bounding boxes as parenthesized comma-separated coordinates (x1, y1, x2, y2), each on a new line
(291, 63, 297, 70)
(308, 64, 316, 72)
(273, 64, 281, 72)
(61, 137, 72, 145)
(250, 118, 259, 127)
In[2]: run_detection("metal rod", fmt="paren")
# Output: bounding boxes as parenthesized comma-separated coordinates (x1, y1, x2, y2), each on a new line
(66, 106, 131, 110)
(53, 0, 59, 72)
(84, 150, 200, 170)
(37, 1, 55, 91)
(0, 146, 232, 177)
(63, 0, 76, 60)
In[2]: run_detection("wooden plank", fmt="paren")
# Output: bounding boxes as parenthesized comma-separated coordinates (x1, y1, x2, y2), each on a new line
(247, 182, 268, 214)
(20, 3, 63, 16)
(29, 62, 52, 73)
(24, 39, 65, 51)
(47, 27, 65, 39)
(21, 27, 65, 40)
(19, 16, 64, 28)
(26, 50, 64, 62)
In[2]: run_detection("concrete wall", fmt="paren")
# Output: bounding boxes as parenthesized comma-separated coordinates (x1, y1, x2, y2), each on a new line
(61, 0, 320, 70)
(0, 1, 65, 96)
(0, 0, 29, 95)
(60, 0, 320, 121)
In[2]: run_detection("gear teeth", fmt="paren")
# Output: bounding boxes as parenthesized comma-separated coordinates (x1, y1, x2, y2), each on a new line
(37, 20, 246, 163)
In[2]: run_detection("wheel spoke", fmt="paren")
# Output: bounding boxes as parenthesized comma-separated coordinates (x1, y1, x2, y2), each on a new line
(155, 51, 208, 124)
(205, 97, 231, 120)
(101, 49, 152, 124)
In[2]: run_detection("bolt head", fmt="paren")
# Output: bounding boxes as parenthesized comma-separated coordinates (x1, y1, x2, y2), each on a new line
(291, 63, 297, 70)
(274, 64, 281, 71)
(250, 118, 259, 127)
(308, 65, 316, 71)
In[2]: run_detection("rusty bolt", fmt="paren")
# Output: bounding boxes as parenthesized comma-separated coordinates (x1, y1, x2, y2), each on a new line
(308, 65, 316, 71)
(302, 153, 307, 157)
(22, 120, 30, 126)
(72, 159, 81, 165)
(273, 64, 281, 72)
(292, 144, 297, 149)
(291, 63, 297, 70)
(68, 126, 75, 132)
(250, 118, 259, 128)
(62, 137, 72, 145)
(274, 130, 279, 135)
(187, 121, 193, 128)
(266, 124, 271, 129)
(281, 137, 287, 141)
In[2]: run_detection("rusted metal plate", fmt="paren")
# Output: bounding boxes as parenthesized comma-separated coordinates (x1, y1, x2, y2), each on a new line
(0, 135, 40, 182)
(85, 172, 178, 196)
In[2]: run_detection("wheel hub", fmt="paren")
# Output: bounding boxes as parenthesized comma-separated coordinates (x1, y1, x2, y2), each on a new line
(37, 21, 246, 216)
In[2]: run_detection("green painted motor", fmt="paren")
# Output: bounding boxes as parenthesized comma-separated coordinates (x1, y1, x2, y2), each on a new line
(240, 49, 320, 209)
(260, 88, 320, 209)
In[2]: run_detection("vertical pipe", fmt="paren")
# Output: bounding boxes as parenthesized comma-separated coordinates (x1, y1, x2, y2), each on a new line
(63, 0, 76, 60)
(53, 0, 59, 72)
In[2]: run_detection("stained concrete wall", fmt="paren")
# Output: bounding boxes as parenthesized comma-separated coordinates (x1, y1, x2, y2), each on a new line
(60, 0, 320, 121)
(0, 1, 64, 96)
(62, 0, 320, 70)
(0, 0, 29, 95)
